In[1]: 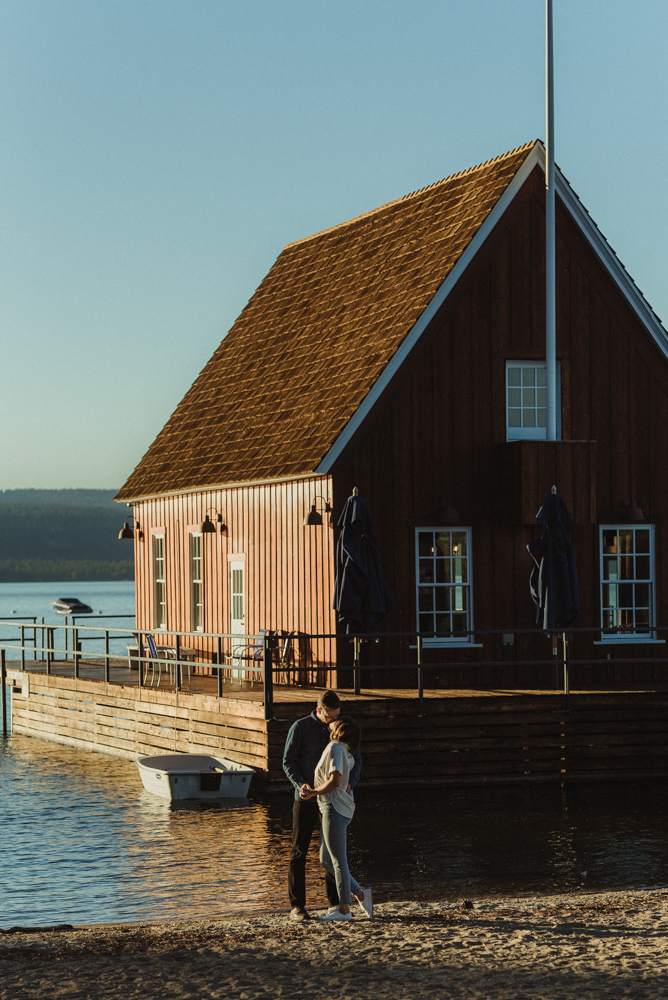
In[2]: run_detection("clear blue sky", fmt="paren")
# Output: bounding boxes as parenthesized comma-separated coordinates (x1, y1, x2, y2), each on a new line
(1, 0, 666, 490)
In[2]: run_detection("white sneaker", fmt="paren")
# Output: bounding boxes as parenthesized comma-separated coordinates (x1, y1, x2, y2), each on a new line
(355, 888, 373, 919)
(319, 909, 352, 921)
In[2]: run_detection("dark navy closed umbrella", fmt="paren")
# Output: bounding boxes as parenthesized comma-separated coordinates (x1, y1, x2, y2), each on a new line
(527, 490, 580, 630)
(333, 491, 394, 633)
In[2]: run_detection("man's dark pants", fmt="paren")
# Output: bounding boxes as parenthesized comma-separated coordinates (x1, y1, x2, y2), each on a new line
(288, 798, 338, 909)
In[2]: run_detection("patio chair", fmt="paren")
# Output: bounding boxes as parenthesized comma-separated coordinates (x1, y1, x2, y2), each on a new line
(225, 629, 277, 685)
(273, 630, 296, 685)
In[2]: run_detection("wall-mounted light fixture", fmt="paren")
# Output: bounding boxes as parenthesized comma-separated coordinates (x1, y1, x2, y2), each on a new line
(201, 508, 227, 534)
(304, 496, 333, 527)
(621, 498, 644, 523)
(118, 516, 143, 541)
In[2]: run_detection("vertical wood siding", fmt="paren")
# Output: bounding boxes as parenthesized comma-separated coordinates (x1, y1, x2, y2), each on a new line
(131, 476, 336, 684)
(331, 166, 668, 685)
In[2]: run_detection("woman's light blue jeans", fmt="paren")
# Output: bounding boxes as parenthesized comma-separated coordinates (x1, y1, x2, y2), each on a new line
(319, 803, 362, 906)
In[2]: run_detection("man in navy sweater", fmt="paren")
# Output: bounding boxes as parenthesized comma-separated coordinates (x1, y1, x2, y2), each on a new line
(282, 689, 362, 920)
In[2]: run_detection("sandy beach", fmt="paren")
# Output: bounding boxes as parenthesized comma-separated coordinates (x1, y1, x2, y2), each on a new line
(2, 888, 667, 999)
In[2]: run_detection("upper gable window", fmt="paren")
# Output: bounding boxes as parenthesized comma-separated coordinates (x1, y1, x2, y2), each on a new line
(506, 362, 560, 441)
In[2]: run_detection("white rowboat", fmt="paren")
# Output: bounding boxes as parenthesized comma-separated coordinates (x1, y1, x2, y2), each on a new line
(136, 753, 254, 801)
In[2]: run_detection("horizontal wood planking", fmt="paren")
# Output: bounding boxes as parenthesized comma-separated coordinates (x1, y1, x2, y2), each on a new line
(9, 670, 668, 788)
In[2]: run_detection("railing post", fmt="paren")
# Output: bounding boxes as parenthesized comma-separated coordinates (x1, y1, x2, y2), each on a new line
(174, 635, 181, 691)
(40, 617, 45, 661)
(1, 648, 7, 737)
(73, 627, 80, 678)
(217, 637, 223, 698)
(263, 633, 273, 721)
(138, 633, 145, 687)
(353, 636, 361, 696)
(104, 628, 110, 683)
(563, 632, 571, 714)
(46, 627, 53, 675)
(417, 635, 424, 716)
(20, 625, 25, 671)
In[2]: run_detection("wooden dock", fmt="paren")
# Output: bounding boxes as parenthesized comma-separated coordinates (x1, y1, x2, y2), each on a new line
(5, 660, 668, 790)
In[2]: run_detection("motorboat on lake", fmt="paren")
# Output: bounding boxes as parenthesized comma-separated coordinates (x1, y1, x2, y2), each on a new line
(52, 597, 93, 615)
(136, 753, 254, 801)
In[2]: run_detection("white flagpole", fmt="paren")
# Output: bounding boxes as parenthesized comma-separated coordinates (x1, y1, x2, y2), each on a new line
(545, 0, 557, 440)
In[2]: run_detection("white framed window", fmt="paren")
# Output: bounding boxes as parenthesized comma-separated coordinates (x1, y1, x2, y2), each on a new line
(153, 534, 167, 629)
(600, 525, 655, 641)
(506, 361, 560, 441)
(416, 528, 474, 646)
(190, 532, 203, 631)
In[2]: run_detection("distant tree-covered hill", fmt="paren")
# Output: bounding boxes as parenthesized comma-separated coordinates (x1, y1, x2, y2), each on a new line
(0, 493, 134, 581)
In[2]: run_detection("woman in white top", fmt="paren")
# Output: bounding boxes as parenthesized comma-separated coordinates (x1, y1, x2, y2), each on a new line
(303, 716, 372, 921)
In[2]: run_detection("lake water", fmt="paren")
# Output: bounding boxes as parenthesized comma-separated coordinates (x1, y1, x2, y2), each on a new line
(1, 732, 668, 928)
(0, 580, 135, 659)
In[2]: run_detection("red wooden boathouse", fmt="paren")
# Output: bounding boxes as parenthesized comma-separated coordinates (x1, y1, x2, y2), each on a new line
(115, 139, 668, 688)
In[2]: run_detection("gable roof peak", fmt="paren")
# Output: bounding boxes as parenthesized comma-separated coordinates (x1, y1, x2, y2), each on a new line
(284, 139, 543, 251)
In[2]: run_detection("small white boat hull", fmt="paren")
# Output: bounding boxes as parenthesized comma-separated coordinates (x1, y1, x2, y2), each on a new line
(136, 753, 254, 801)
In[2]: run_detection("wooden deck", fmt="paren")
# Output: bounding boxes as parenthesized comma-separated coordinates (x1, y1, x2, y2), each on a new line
(6, 658, 668, 791)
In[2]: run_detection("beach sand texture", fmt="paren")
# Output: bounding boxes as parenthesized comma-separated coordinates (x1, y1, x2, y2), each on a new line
(1, 889, 667, 999)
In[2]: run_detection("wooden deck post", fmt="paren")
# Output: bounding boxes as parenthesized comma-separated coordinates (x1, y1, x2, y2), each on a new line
(1, 648, 7, 737)
(263, 633, 273, 720)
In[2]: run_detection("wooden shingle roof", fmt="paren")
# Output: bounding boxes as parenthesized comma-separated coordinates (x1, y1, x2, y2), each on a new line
(116, 141, 538, 501)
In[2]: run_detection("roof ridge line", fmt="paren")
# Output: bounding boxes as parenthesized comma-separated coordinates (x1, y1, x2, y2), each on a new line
(284, 139, 542, 250)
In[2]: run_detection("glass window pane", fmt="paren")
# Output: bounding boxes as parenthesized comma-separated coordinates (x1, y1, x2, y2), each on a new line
(419, 613, 433, 634)
(635, 530, 650, 554)
(508, 409, 521, 427)
(602, 583, 617, 608)
(635, 583, 649, 608)
(536, 388, 546, 407)
(522, 368, 536, 385)
(434, 588, 450, 612)
(523, 410, 536, 427)
(452, 532, 467, 556)
(418, 532, 433, 557)
(435, 559, 451, 583)
(507, 367, 521, 387)
(508, 388, 521, 407)
(602, 556, 618, 581)
(635, 555, 650, 580)
(619, 530, 633, 554)
(522, 388, 535, 406)
(636, 609, 650, 627)
(619, 583, 634, 608)
(435, 614, 452, 634)
(536, 409, 546, 427)
(619, 556, 634, 580)
(435, 533, 450, 557)
(536, 367, 547, 386)
(418, 587, 433, 611)
(451, 613, 468, 633)
(603, 531, 617, 553)
(419, 561, 434, 583)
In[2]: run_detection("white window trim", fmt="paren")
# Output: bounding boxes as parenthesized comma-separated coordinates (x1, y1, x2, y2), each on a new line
(599, 524, 657, 643)
(505, 360, 561, 442)
(415, 526, 475, 648)
(190, 532, 204, 632)
(152, 532, 167, 631)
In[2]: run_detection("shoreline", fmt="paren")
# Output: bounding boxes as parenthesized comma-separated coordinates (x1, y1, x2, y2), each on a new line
(2, 887, 668, 999)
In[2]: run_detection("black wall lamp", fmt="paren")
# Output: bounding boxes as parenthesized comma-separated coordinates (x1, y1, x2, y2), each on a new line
(201, 508, 227, 534)
(622, 498, 644, 523)
(304, 496, 333, 526)
(118, 516, 143, 541)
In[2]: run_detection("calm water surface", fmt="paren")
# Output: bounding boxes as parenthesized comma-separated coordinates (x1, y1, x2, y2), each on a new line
(0, 580, 135, 658)
(1, 734, 668, 927)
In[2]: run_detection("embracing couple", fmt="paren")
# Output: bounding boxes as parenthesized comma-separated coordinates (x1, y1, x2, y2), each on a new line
(282, 690, 372, 922)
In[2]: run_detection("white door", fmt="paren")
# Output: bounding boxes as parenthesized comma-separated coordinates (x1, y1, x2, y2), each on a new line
(229, 561, 246, 678)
